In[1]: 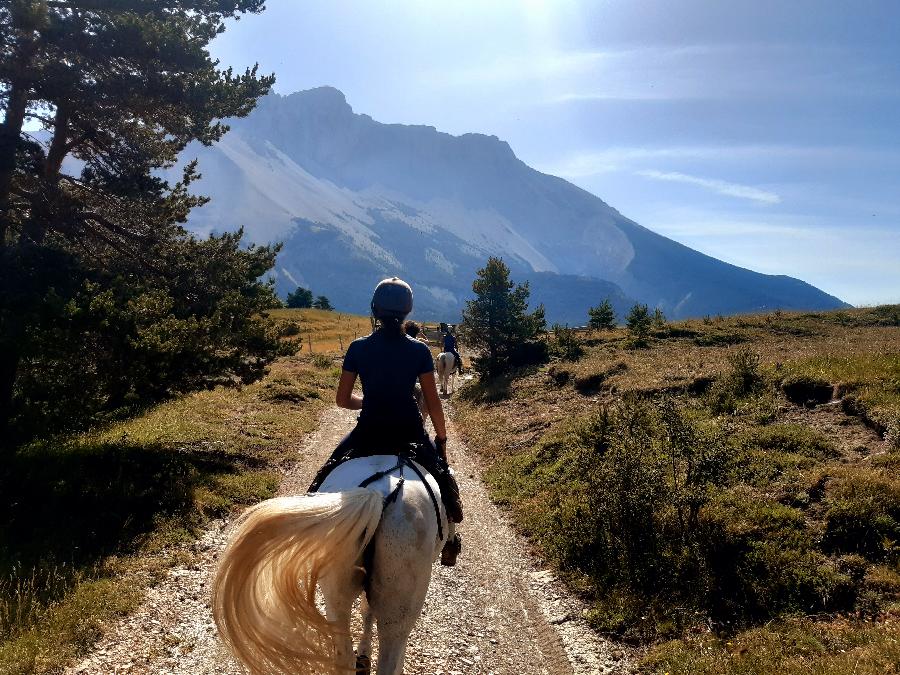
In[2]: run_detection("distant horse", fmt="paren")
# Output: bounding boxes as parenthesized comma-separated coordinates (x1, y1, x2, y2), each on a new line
(212, 455, 451, 675)
(436, 352, 458, 395)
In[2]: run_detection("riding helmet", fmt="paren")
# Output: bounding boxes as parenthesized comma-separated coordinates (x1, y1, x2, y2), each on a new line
(371, 277, 413, 319)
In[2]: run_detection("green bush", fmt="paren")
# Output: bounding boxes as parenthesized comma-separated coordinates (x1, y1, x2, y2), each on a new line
(487, 398, 738, 637)
(311, 353, 334, 369)
(735, 425, 838, 490)
(548, 324, 584, 361)
(707, 348, 769, 415)
(823, 470, 900, 561)
(485, 396, 888, 638)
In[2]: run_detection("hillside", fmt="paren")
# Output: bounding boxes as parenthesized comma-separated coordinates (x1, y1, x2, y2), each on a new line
(178, 87, 847, 323)
(454, 305, 900, 674)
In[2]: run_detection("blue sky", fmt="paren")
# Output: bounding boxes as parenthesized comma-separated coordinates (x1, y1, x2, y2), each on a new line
(212, 0, 900, 306)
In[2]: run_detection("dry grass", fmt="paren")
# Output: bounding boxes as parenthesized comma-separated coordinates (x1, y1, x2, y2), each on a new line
(0, 311, 355, 673)
(268, 308, 372, 353)
(454, 305, 900, 672)
(644, 616, 900, 675)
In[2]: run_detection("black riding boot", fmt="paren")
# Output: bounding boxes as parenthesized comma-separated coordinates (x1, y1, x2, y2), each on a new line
(437, 469, 464, 523)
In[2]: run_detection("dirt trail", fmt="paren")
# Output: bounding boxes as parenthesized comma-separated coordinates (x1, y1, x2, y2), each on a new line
(67, 406, 629, 674)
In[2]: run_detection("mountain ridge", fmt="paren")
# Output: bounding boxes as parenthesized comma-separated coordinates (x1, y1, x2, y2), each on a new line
(179, 86, 847, 322)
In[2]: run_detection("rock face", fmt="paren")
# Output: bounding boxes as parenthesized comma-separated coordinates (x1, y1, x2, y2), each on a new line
(179, 86, 847, 322)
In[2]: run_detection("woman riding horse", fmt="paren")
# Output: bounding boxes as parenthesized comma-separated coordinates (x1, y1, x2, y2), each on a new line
(309, 277, 463, 565)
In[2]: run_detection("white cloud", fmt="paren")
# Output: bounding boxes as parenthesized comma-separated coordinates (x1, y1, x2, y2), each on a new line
(537, 144, 896, 180)
(635, 169, 782, 204)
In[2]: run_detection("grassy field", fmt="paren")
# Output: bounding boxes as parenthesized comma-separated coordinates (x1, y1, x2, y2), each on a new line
(454, 305, 900, 674)
(268, 307, 372, 353)
(0, 310, 351, 674)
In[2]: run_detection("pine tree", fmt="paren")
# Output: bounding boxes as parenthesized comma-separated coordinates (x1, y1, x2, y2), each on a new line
(460, 257, 546, 379)
(313, 295, 333, 311)
(653, 307, 667, 329)
(0, 1, 274, 436)
(626, 303, 652, 343)
(286, 287, 314, 309)
(588, 298, 617, 330)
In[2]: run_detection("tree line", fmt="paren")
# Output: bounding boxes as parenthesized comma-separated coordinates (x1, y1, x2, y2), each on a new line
(285, 286, 333, 311)
(460, 257, 669, 379)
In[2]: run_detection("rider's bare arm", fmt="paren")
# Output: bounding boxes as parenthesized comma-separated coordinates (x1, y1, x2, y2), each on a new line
(419, 371, 447, 452)
(336, 370, 363, 410)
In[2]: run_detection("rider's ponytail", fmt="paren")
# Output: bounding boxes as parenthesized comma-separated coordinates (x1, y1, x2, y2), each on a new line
(377, 316, 404, 335)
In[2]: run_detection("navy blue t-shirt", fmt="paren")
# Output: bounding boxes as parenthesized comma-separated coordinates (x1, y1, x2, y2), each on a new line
(343, 329, 434, 430)
(442, 333, 457, 351)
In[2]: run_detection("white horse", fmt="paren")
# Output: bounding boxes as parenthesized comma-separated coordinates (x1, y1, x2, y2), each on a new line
(212, 455, 451, 675)
(436, 352, 458, 395)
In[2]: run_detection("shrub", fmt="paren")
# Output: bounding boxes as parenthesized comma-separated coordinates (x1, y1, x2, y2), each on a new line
(311, 353, 334, 369)
(276, 320, 302, 338)
(549, 324, 584, 361)
(653, 307, 667, 330)
(822, 469, 900, 561)
(707, 348, 767, 415)
(489, 397, 738, 637)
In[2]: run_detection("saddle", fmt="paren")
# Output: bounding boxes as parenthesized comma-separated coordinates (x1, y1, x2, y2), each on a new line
(309, 431, 464, 525)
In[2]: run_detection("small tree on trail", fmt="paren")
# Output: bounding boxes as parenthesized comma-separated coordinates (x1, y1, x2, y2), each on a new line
(653, 307, 667, 330)
(313, 295, 333, 311)
(626, 303, 652, 344)
(460, 257, 547, 379)
(0, 1, 275, 440)
(286, 287, 314, 308)
(588, 299, 617, 330)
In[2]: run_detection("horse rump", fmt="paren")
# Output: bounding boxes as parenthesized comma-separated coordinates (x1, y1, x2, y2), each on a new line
(212, 489, 384, 675)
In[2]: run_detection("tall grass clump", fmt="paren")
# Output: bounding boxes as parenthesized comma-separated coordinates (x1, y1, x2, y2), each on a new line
(706, 348, 774, 419)
(548, 324, 584, 362)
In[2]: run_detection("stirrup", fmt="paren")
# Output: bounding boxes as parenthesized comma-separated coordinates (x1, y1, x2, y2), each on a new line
(441, 533, 461, 567)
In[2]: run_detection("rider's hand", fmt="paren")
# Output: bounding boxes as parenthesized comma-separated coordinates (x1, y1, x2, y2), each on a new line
(434, 435, 448, 461)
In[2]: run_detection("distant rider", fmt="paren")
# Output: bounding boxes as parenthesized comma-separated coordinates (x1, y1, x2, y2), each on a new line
(441, 326, 463, 374)
(403, 320, 429, 344)
(309, 278, 463, 566)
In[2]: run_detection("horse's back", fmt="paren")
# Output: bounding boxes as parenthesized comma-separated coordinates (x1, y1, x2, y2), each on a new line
(319, 455, 445, 551)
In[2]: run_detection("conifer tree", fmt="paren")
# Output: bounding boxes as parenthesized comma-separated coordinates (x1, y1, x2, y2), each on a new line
(588, 298, 617, 330)
(460, 257, 546, 379)
(0, 1, 275, 436)
(626, 303, 652, 344)
(286, 287, 314, 308)
(313, 295, 333, 311)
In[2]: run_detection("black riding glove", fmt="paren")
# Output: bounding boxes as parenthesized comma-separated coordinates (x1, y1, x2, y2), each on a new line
(434, 435, 448, 462)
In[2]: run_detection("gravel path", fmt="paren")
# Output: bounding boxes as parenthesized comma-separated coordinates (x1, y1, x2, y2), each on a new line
(67, 406, 630, 674)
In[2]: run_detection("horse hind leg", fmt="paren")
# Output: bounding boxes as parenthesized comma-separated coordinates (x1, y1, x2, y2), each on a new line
(320, 564, 364, 673)
(368, 505, 435, 674)
(356, 594, 374, 674)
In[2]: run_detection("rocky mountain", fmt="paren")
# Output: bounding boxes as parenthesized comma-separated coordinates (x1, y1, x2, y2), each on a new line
(178, 86, 847, 323)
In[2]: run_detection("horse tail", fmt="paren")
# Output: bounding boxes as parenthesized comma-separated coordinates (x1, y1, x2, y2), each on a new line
(212, 489, 384, 675)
